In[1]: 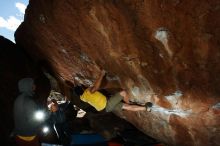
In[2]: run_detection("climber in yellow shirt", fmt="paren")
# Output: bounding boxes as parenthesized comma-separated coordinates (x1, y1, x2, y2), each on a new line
(79, 70, 151, 112)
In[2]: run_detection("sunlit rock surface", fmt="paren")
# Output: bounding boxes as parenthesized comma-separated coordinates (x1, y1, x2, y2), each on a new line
(15, 0, 220, 145)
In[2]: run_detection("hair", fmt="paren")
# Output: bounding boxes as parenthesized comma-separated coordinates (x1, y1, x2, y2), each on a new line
(51, 99, 58, 105)
(73, 85, 85, 96)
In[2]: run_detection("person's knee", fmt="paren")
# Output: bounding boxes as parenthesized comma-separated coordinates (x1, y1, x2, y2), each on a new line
(105, 104, 113, 112)
(119, 91, 129, 103)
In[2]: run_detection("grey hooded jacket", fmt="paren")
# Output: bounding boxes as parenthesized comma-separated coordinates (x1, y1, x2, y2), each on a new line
(13, 78, 40, 136)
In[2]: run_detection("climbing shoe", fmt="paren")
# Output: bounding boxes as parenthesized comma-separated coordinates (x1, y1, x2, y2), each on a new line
(145, 102, 153, 112)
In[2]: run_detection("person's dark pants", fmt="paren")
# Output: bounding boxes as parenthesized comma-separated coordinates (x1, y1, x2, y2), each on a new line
(55, 122, 71, 146)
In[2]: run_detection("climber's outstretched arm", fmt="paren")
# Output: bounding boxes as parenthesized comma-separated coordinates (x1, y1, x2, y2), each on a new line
(89, 70, 106, 93)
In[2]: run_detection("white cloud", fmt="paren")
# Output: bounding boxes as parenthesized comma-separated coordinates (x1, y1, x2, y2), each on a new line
(15, 2, 27, 14)
(0, 2, 26, 32)
(0, 2, 26, 37)
(0, 16, 22, 31)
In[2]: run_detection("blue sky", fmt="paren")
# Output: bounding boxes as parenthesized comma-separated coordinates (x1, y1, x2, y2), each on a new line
(0, 0, 28, 42)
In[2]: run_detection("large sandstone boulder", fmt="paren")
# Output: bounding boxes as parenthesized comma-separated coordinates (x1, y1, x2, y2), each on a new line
(15, 0, 220, 145)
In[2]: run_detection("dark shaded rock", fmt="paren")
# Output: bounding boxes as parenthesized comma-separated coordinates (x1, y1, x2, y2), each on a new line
(0, 36, 50, 145)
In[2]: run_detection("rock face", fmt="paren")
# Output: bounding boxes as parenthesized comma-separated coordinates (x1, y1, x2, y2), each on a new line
(15, 0, 220, 145)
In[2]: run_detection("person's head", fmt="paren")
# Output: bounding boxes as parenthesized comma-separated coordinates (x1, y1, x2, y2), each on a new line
(50, 99, 58, 112)
(50, 103, 58, 112)
(73, 85, 85, 96)
(51, 99, 58, 104)
(18, 78, 35, 95)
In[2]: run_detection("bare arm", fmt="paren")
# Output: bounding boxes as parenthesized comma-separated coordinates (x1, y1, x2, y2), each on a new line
(89, 70, 106, 93)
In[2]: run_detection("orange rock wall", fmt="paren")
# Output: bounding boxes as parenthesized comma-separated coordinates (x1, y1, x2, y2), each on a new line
(15, 0, 220, 145)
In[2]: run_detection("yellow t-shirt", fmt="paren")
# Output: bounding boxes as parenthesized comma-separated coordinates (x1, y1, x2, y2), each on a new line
(80, 89, 107, 111)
